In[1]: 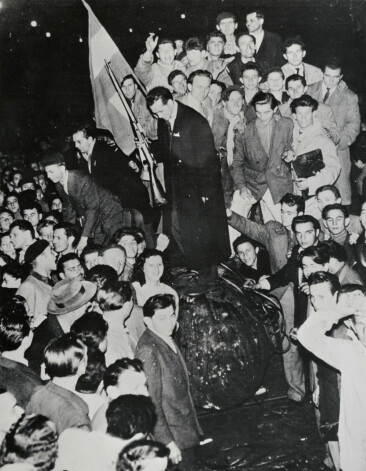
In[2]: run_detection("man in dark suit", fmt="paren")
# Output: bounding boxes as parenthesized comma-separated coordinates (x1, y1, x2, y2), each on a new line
(246, 9, 284, 73)
(43, 152, 124, 252)
(231, 92, 293, 223)
(146, 86, 230, 287)
(136, 294, 202, 471)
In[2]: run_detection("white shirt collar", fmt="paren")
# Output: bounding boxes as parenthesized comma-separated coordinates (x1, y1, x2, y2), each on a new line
(61, 170, 69, 194)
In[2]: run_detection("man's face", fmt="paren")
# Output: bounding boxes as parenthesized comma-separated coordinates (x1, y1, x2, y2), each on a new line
(316, 190, 340, 212)
(21, 182, 35, 192)
(39, 225, 54, 245)
(267, 72, 284, 92)
(0, 392, 24, 434)
(84, 251, 99, 270)
(119, 235, 138, 259)
(186, 48, 205, 67)
(323, 66, 343, 89)
(61, 258, 85, 281)
(53, 228, 69, 253)
(151, 305, 178, 337)
(31, 162, 39, 172)
(156, 43, 175, 66)
(10, 227, 29, 250)
(36, 189, 43, 201)
(294, 105, 314, 129)
(6, 196, 19, 214)
(23, 208, 41, 228)
(170, 74, 187, 97)
(255, 102, 275, 125)
(310, 282, 337, 312)
(281, 203, 299, 229)
(40, 245, 57, 272)
(287, 80, 307, 100)
(12, 172, 22, 187)
(225, 91, 244, 116)
(72, 130, 94, 155)
(295, 222, 319, 249)
(122, 78, 137, 101)
(101, 248, 125, 276)
(150, 99, 174, 121)
(284, 44, 305, 67)
(302, 256, 327, 279)
(208, 84, 223, 107)
(38, 176, 46, 192)
(0, 235, 15, 257)
(360, 203, 366, 230)
(51, 198, 62, 212)
(45, 164, 63, 184)
(0, 211, 14, 232)
(236, 241, 258, 267)
(207, 36, 225, 58)
(242, 69, 260, 90)
(237, 35, 255, 58)
(217, 17, 237, 36)
(324, 209, 347, 236)
(246, 13, 263, 34)
(144, 255, 164, 283)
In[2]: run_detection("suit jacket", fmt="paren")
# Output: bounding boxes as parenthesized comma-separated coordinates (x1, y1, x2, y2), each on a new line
(158, 101, 231, 269)
(231, 117, 294, 204)
(135, 329, 202, 449)
(255, 31, 284, 73)
(307, 80, 360, 204)
(281, 62, 323, 86)
(89, 140, 150, 211)
(57, 171, 124, 242)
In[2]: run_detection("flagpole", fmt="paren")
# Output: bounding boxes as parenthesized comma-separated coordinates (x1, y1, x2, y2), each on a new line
(105, 60, 167, 208)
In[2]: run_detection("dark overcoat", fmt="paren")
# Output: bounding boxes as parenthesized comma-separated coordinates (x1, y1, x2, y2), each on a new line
(158, 101, 231, 269)
(56, 170, 123, 242)
(255, 30, 284, 73)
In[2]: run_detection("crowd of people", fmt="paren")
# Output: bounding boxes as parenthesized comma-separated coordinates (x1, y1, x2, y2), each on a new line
(0, 7, 366, 471)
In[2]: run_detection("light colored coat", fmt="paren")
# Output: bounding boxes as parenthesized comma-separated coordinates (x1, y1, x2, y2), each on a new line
(134, 57, 185, 91)
(308, 80, 361, 204)
(281, 62, 323, 86)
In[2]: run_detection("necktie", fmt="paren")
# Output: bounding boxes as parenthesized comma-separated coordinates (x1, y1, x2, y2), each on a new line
(323, 87, 330, 103)
(296, 67, 300, 76)
(200, 102, 208, 119)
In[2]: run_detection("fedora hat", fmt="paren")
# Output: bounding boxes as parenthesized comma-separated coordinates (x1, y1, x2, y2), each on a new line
(48, 278, 97, 315)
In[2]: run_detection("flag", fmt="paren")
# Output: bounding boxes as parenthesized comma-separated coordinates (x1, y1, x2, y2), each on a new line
(82, 0, 136, 155)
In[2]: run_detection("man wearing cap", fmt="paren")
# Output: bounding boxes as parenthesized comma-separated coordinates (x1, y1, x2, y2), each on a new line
(25, 278, 97, 375)
(42, 152, 124, 254)
(17, 240, 56, 328)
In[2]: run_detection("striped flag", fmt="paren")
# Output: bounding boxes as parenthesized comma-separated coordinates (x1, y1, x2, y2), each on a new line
(82, 0, 136, 155)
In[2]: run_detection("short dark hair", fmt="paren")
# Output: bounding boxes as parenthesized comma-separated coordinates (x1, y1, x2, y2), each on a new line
(298, 243, 330, 266)
(187, 69, 212, 85)
(216, 11, 237, 25)
(73, 122, 97, 139)
(104, 358, 144, 390)
(206, 31, 226, 45)
(236, 32, 256, 46)
(70, 311, 108, 350)
(0, 309, 31, 352)
(97, 280, 133, 311)
(0, 208, 14, 218)
(20, 201, 42, 217)
(210, 79, 226, 93)
(285, 74, 307, 90)
(146, 87, 173, 108)
(290, 94, 318, 113)
(291, 215, 320, 233)
(112, 227, 138, 245)
(81, 243, 102, 262)
(252, 92, 278, 110)
(322, 203, 349, 220)
(316, 185, 341, 199)
(116, 439, 170, 471)
(57, 253, 81, 276)
(280, 193, 305, 214)
(157, 38, 174, 49)
(246, 9, 264, 20)
(167, 70, 187, 86)
(263, 67, 285, 83)
(221, 85, 244, 102)
(44, 333, 86, 378)
(37, 219, 55, 233)
(233, 234, 258, 254)
(322, 240, 348, 263)
(308, 271, 340, 294)
(143, 293, 176, 319)
(53, 222, 78, 240)
(85, 264, 118, 288)
(283, 36, 306, 53)
(121, 74, 135, 87)
(322, 57, 343, 74)
(10, 220, 35, 239)
(185, 36, 205, 52)
(106, 395, 156, 439)
(241, 61, 262, 77)
(0, 414, 58, 471)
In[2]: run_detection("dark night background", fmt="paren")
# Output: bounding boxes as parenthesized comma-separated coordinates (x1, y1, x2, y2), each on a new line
(1, 0, 366, 153)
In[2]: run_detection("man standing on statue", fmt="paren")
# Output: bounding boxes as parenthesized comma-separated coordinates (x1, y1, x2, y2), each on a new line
(146, 86, 230, 288)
